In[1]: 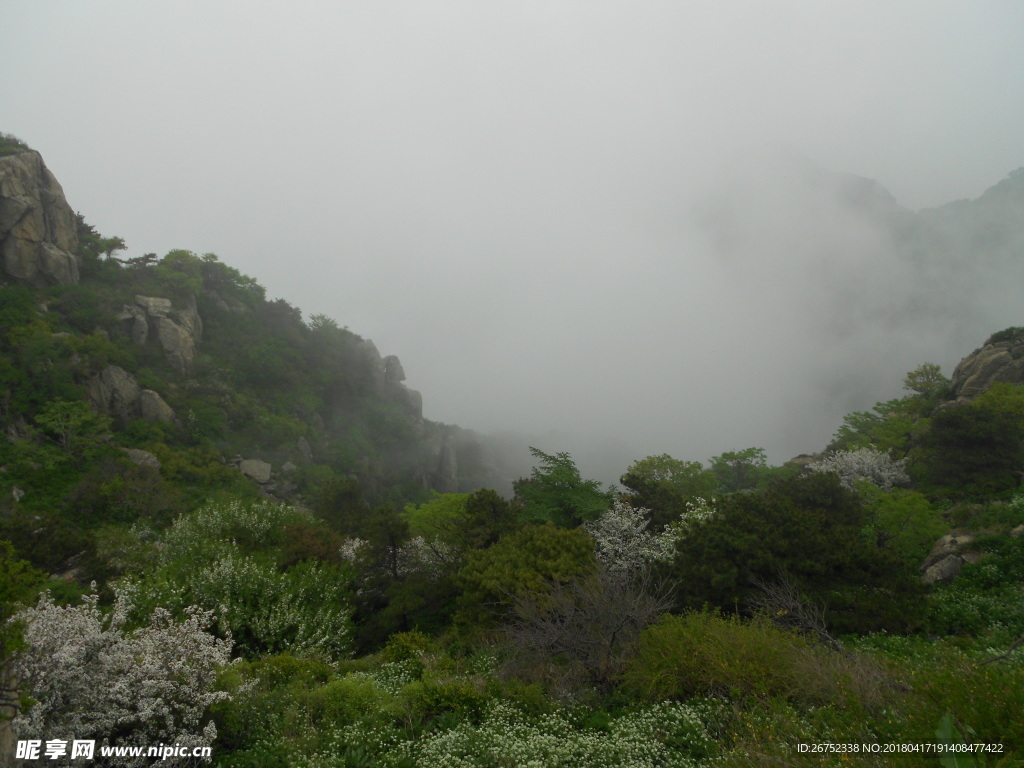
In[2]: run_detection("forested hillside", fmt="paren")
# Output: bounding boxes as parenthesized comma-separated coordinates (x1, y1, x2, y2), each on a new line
(3, 136, 1024, 766)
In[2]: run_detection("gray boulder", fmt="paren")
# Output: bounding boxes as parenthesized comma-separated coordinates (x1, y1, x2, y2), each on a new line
(296, 435, 313, 464)
(923, 555, 965, 585)
(86, 365, 141, 427)
(125, 294, 203, 373)
(117, 304, 149, 345)
(134, 295, 172, 317)
(0, 151, 79, 287)
(121, 448, 161, 470)
(156, 316, 197, 372)
(239, 459, 272, 484)
(140, 390, 175, 423)
(921, 531, 978, 585)
(950, 331, 1024, 401)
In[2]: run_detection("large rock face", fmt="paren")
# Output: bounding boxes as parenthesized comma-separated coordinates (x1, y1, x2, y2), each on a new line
(86, 366, 177, 428)
(117, 294, 204, 373)
(85, 365, 142, 427)
(950, 329, 1024, 401)
(0, 151, 80, 286)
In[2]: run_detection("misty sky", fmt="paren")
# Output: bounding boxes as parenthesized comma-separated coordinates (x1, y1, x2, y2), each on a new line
(4, 2, 1024, 480)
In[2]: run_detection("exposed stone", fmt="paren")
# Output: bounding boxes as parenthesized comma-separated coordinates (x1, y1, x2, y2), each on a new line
(950, 331, 1024, 401)
(0, 151, 80, 287)
(239, 459, 272, 484)
(922, 531, 976, 571)
(86, 365, 141, 427)
(1011, 524, 1024, 538)
(432, 432, 459, 493)
(281, 461, 298, 474)
(786, 454, 820, 469)
(961, 550, 985, 565)
(922, 554, 965, 585)
(921, 531, 979, 585)
(171, 294, 203, 341)
(140, 389, 175, 423)
(122, 294, 203, 372)
(383, 355, 406, 386)
(134, 295, 172, 317)
(117, 304, 149, 345)
(156, 316, 197, 373)
(11, 486, 24, 503)
(121, 448, 161, 470)
(296, 436, 313, 464)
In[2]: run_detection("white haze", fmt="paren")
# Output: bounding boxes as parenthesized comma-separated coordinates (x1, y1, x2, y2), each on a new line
(3, 2, 1023, 483)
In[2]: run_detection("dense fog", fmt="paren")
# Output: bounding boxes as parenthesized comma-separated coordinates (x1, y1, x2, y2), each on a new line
(4, 1, 1023, 482)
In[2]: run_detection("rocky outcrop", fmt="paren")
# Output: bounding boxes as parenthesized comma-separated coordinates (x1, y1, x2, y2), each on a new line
(950, 328, 1024, 401)
(121, 448, 161, 470)
(296, 436, 313, 465)
(140, 389, 175, 423)
(117, 294, 203, 373)
(0, 151, 80, 287)
(356, 341, 423, 419)
(432, 432, 459, 493)
(239, 459, 272, 484)
(86, 366, 177, 427)
(921, 531, 982, 585)
(86, 365, 142, 427)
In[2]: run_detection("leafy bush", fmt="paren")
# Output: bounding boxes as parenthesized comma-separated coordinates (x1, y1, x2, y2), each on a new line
(0, 131, 30, 155)
(984, 326, 1024, 346)
(627, 611, 898, 717)
(130, 499, 356, 657)
(455, 523, 596, 627)
(624, 612, 818, 702)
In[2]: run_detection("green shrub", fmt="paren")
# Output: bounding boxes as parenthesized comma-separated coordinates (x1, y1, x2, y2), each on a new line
(303, 675, 391, 727)
(624, 612, 817, 702)
(455, 522, 596, 626)
(985, 326, 1024, 346)
(381, 630, 436, 664)
(395, 676, 489, 727)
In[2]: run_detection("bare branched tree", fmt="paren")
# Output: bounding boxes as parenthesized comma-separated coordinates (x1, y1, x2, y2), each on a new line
(503, 567, 673, 692)
(749, 573, 843, 653)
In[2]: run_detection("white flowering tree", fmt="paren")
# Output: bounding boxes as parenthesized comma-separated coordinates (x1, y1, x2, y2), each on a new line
(583, 501, 672, 574)
(11, 586, 232, 766)
(583, 498, 716, 575)
(806, 447, 910, 492)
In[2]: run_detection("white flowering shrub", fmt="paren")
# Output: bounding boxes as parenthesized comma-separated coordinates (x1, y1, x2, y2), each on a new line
(673, 497, 716, 535)
(297, 699, 718, 768)
(11, 586, 231, 766)
(806, 448, 909, 492)
(160, 498, 305, 563)
(132, 499, 354, 658)
(338, 536, 368, 564)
